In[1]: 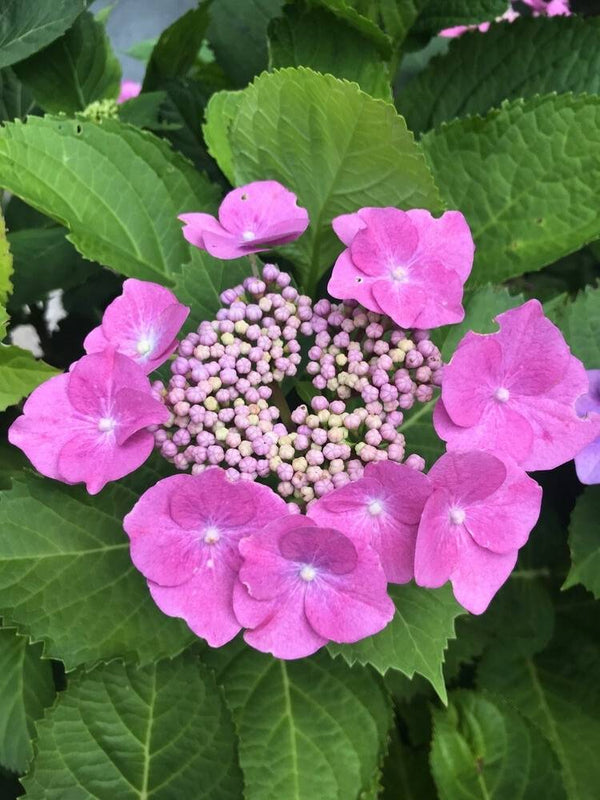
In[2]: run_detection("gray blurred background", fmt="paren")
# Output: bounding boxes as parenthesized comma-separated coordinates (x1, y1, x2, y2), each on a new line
(95, 0, 198, 81)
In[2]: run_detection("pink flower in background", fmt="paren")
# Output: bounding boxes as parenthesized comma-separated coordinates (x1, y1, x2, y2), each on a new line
(234, 515, 394, 659)
(309, 461, 432, 583)
(328, 208, 474, 329)
(179, 181, 309, 260)
(524, 0, 570, 15)
(439, 0, 568, 36)
(84, 278, 189, 374)
(117, 80, 142, 104)
(414, 451, 542, 614)
(8, 348, 168, 494)
(434, 300, 600, 471)
(574, 370, 600, 485)
(124, 468, 289, 647)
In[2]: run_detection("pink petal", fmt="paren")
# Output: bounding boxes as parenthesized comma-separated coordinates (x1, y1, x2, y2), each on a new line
(327, 249, 382, 312)
(494, 300, 570, 395)
(178, 212, 224, 249)
(67, 349, 151, 416)
(57, 427, 154, 495)
(114, 388, 169, 445)
(575, 439, 600, 485)
(117, 80, 141, 104)
(304, 541, 394, 643)
(428, 451, 507, 504)
(82, 325, 109, 355)
(449, 533, 518, 615)
(8, 374, 81, 482)
(576, 370, 600, 417)
(349, 208, 418, 277)
(149, 554, 242, 647)
(406, 209, 475, 282)
(441, 336, 504, 427)
(331, 211, 368, 245)
(169, 468, 257, 530)
(218, 180, 309, 244)
(238, 582, 328, 659)
(414, 489, 460, 588)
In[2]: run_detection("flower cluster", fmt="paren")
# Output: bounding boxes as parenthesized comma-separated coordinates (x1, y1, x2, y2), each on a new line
(440, 0, 570, 37)
(9, 177, 600, 660)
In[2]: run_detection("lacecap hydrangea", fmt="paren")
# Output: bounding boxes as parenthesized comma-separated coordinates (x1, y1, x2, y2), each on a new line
(9, 179, 600, 659)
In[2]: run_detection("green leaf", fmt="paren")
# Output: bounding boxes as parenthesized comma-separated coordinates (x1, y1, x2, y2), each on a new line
(0, 116, 221, 283)
(0, 209, 13, 306)
(219, 67, 441, 293)
(399, 17, 600, 135)
(0, 66, 34, 122)
(14, 11, 121, 114)
(203, 89, 243, 184)
(0, 469, 193, 669)
(328, 583, 463, 703)
(22, 654, 242, 799)
(381, 730, 437, 800)
(268, 6, 392, 101)
(478, 627, 600, 800)
(127, 37, 158, 63)
(8, 227, 102, 309)
(0, 0, 86, 69)
(414, 0, 506, 33)
(0, 345, 59, 411)
(551, 283, 600, 368)
(311, 0, 393, 57)
(0, 627, 55, 773)
(207, 0, 286, 87)
(174, 247, 251, 332)
(422, 94, 600, 287)
(431, 690, 566, 800)
(143, 4, 211, 91)
(204, 644, 392, 800)
(564, 486, 600, 600)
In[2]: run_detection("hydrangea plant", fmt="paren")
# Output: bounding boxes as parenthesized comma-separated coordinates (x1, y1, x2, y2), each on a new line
(0, 1, 599, 799)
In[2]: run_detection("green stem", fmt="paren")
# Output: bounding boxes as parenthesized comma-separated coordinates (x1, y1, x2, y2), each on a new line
(248, 253, 260, 278)
(271, 383, 293, 427)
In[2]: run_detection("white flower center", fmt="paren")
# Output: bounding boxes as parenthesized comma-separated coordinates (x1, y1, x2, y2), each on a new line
(494, 387, 510, 403)
(97, 417, 116, 433)
(136, 337, 153, 356)
(299, 564, 316, 582)
(368, 499, 383, 516)
(242, 230, 256, 242)
(204, 526, 220, 544)
(391, 266, 408, 283)
(449, 506, 466, 525)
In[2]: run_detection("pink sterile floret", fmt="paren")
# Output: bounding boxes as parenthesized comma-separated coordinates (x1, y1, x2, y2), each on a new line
(574, 370, 600, 485)
(414, 451, 542, 614)
(8, 348, 168, 495)
(84, 278, 189, 374)
(124, 467, 289, 647)
(309, 460, 432, 583)
(328, 207, 474, 330)
(434, 300, 600, 471)
(234, 515, 395, 659)
(117, 80, 142, 104)
(179, 180, 310, 260)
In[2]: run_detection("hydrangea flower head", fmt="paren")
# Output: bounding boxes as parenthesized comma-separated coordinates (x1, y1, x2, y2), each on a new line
(124, 467, 289, 647)
(434, 300, 600, 470)
(117, 80, 142, 104)
(309, 460, 432, 583)
(328, 208, 474, 329)
(574, 370, 600, 485)
(8, 348, 168, 494)
(414, 451, 542, 614)
(234, 515, 394, 659)
(179, 181, 309, 260)
(84, 279, 189, 373)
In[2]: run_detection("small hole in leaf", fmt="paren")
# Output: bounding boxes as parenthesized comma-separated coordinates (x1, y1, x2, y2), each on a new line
(355, 277, 363, 284)
(75, 124, 82, 134)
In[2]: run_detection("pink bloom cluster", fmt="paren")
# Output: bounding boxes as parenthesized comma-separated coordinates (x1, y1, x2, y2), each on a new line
(117, 80, 142, 104)
(574, 370, 600, 484)
(154, 262, 442, 501)
(440, 0, 569, 37)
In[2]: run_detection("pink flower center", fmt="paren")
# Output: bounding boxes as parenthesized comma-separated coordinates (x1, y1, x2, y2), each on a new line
(494, 387, 510, 403)
(97, 417, 116, 433)
(368, 499, 384, 516)
(242, 230, 256, 242)
(299, 564, 317, 582)
(203, 526, 220, 544)
(391, 266, 408, 283)
(136, 336, 153, 356)
(449, 506, 466, 525)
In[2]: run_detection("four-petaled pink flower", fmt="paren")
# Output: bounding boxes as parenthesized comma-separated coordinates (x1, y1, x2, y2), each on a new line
(84, 278, 189, 374)
(414, 451, 542, 614)
(434, 300, 600, 471)
(124, 468, 289, 647)
(234, 515, 395, 659)
(328, 208, 474, 330)
(179, 180, 310, 260)
(574, 370, 600, 485)
(117, 80, 142, 104)
(8, 348, 168, 494)
(309, 461, 431, 583)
